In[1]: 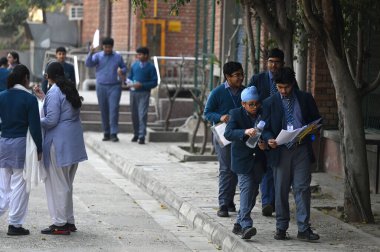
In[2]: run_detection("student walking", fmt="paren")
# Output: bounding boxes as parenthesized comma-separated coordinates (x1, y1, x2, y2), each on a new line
(35, 62, 87, 235)
(0, 64, 42, 236)
(262, 67, 321, 241)
(224, 86, 266, 240)
(127, 47, 158, 144)
(85, 37, 127, 142)
(204, 62, 245, 218)
(0, 57, 10, 92)
(248, 48, 286, 216)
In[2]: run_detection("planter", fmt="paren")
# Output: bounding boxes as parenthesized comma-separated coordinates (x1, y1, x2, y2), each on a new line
(168, 145, 217, 162)
(147, 127, 189, 142)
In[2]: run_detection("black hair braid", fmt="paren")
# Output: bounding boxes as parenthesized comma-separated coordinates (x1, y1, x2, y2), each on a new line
(55, 76, 83, 109)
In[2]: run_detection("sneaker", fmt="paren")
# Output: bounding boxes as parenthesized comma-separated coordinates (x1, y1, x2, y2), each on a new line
(110, 134, 119, 142)
(274, 229, 288, 240)
(217, 205, 229, 217)
(102, 134, 110, 141)
(241, 227, 257, 240)
(41, 225, 70, 235)
(64, 223, 77, 232)
(227, 202, 236, 212)
(297, 228, 320, 241)
(131, 136, 138, 142)
(232, 223, 242, 235)
(262, 204, 273, 217)
(138, 138, 145, 144)
(7, 225, 30, 236)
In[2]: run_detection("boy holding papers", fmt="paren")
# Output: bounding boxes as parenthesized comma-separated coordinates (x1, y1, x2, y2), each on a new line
(204, 62, 245, 218)
(262, 67, 321, 241)
(224, 86, 266, 239)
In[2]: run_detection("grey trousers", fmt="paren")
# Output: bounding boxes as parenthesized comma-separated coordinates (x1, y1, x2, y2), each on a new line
(272, 144, 311, 232)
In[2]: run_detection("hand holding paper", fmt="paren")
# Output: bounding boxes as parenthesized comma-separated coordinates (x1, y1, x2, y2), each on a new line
(92, 29, 100, 49)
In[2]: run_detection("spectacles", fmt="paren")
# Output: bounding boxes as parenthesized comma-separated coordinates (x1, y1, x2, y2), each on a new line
(230, 72, 245, 78)
(246, 102, 259, 108)
(268, 60, 282, 65)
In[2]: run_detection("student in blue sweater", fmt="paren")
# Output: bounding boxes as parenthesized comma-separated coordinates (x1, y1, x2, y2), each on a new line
(0, 65, 42, 236)
(0, 57, 10, 92)
(204, 61, 245, 217)
(127, 47, 158, 144)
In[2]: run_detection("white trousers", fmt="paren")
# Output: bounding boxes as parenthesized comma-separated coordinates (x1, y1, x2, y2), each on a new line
(45, 145, 78, 226)
(0, 168, 30, 227)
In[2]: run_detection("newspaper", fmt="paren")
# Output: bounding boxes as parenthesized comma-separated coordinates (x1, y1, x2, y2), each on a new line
(275, 118, 322, 145)
(211, 123, 231, 148)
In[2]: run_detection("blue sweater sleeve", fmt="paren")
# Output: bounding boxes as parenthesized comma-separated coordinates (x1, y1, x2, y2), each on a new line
(28, 96, 43, 153)
(41, 88, 61, 129)
(142, 65, 158, 90)
(119, 56, 127, 75)
(204, 89, 222, 124)
(224, 109, 245, 141)
(85, 52, 98, 67)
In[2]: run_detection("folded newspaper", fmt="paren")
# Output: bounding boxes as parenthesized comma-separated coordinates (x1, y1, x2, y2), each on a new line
(211, 122, 231, 148)
(275, 118, 322, 145)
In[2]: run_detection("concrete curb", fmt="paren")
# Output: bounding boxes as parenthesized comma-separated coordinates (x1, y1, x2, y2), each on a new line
(85, 136, 261, 252)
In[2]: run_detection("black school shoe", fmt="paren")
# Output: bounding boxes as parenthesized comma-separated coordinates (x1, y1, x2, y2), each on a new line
(217, 205, 229, 217)
(64, 223, 77, 232)
(241, 227, 257, 240)
(7, 225, 30, 236)
(138, 138, 145, 144)
(262, 204, 273, 217)
(102, 134, 110, 141)
(110, 134, 119, 142)
(131, 136, 138, 142)
(41, 225, 70, 235)
(232, 223, 242, 235)
(274, 229, 289, 240)
(297, 227, 320, 241)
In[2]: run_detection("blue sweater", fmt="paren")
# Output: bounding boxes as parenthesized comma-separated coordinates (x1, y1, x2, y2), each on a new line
(128, 61, 158, 92)
(204, 82, 244, 124)
(0, 89, 42, 153)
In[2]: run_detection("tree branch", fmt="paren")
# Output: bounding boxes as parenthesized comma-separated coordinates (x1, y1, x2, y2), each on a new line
(345, 49, 356, 82)
(355, 12, 364, 89)
(301, 0, 324, 37)
(361, 70, 380, 96)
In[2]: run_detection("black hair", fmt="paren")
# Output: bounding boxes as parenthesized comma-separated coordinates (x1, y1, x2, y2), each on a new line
(56, 47, 67, 53)
(46, 62, 82, 109)
(136, 46, 149, 55)
(223, 61, 243, 79)
(0, 57, 7, 66)
(268, 48, 284, 61)
(102, 37, 114, 46)
(8, 51, 20, 64)
(7, 64, 30, 89)
(273, 67, 296, 85)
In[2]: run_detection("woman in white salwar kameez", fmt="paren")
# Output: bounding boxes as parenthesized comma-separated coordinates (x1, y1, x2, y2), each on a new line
(0, 65, 42, 236)
(34, 62, 87, 235)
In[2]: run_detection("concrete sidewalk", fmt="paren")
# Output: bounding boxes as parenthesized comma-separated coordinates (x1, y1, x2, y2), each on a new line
(84, 132, 380, 252)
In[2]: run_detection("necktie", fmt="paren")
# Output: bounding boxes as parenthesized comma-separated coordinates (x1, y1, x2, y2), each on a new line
(283, 96, 295, 148)
(270, 80, 277, 96)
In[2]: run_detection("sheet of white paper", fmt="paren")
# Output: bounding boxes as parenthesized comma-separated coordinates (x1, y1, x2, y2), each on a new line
(275, 126, 306, 145)
(211, 123, 231, 147)
(92, 29, 99, 48)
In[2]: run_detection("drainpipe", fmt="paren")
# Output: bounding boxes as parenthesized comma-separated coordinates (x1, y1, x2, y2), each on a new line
(194, 0, 200, 90)
(209, 0, 216, 90)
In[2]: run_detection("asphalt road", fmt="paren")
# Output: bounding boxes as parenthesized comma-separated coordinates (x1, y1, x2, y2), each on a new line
(0, 148, 217, 252)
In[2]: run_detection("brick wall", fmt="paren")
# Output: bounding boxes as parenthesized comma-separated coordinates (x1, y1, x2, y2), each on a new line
(82, 0, 100, 46)
(308, 39, 338, 128)
(111, 0, 130, 51)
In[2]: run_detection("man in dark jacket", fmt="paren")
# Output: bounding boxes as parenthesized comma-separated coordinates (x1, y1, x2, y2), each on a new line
(262, 67, 321, 241)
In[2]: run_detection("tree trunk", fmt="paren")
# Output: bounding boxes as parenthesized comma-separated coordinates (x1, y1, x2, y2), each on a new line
(324, 46, 374, 223)
(242, 1, 256, 72)
(276, 33, 293, 67)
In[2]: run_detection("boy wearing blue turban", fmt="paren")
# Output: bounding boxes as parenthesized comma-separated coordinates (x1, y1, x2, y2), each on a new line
(224, 86, 266, 239)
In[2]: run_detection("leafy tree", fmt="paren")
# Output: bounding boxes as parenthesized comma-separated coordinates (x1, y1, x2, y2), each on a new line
(131, 0, 380, 223)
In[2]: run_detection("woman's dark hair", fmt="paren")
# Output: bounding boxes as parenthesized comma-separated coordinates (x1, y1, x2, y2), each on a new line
(7, 64, 30, 89)
(46, 62, 82, 109)
(8, 51, 20, 64)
